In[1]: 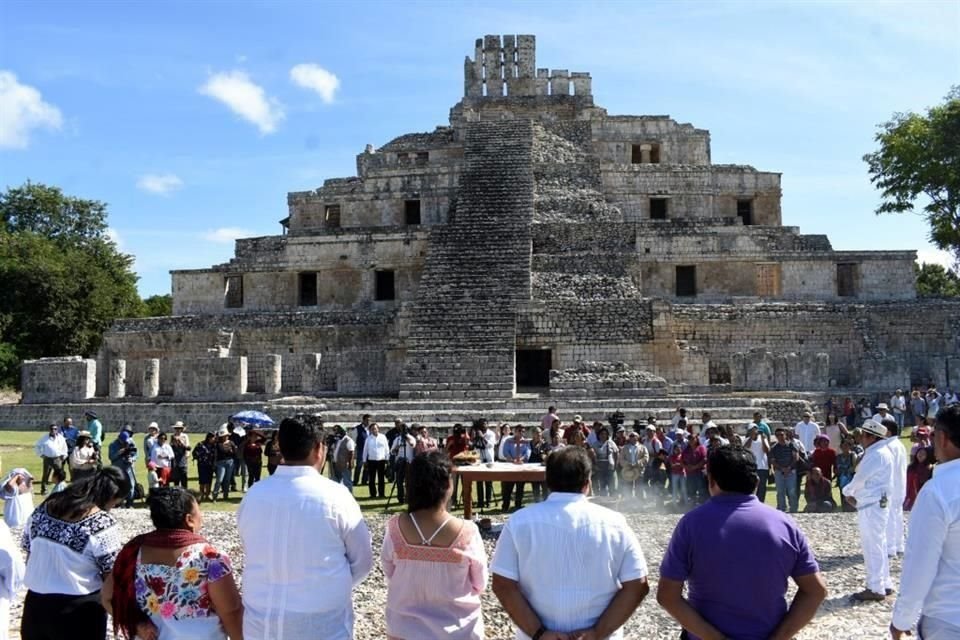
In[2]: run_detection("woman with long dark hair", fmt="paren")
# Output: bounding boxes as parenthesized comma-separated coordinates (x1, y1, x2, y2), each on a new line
(103, 487, 243, 640)
(19, 467, 129, 640)
(381, 451, 487, 639)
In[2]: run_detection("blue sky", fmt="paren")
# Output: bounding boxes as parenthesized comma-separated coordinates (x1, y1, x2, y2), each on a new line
(1, 0, 958, 297)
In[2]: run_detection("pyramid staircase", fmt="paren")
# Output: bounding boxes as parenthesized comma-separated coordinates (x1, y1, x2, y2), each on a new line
(398, 120, 535, 399)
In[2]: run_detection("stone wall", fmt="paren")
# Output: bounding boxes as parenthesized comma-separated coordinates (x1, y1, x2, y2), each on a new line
(172, 232, 429, 315)
(21, 357, 96, 404)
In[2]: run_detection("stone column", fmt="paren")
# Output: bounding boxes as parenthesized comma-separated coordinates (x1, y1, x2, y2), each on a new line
(639, 144, 652, 164)
(264, 354, 282, 394)
(302, 353, 321, 394)
(109, 359, 126, 399)
(549, 69, 569, 96)
(143, 359, 160, 398)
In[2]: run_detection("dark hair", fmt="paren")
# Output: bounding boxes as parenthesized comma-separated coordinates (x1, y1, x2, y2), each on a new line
(279, 416, 324, 461)
(204, 432, 215, 442)
(881, 418, 898, 434)
(362, 414, 371, 421)
(707, 445, 758, 495)
(148, 486, 198, 530)
(406, 451, 452, 512)
(935, 405, 960, 449)
(158, 432, 167, 441)
(545, 446, 592, 493)
(44, 466, 130, 520)
(52, 468, 66, 483)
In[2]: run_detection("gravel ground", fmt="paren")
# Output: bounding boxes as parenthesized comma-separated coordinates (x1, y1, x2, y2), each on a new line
(8, 506, 904, 639)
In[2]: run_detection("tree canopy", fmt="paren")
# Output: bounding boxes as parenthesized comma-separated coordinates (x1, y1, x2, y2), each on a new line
(915, 262, 960, 298)
(864, 87, 960, 265)
(0, 182, 165, 387)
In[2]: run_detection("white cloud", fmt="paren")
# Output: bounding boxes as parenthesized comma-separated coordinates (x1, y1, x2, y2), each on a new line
(290, 63, 340, 104)
(916, 248, 956, 270)
(199, 71, 283, 134)
(203, 227, 253, 244)
(0, 70, 63, 149)
(136, 173, 183, 195)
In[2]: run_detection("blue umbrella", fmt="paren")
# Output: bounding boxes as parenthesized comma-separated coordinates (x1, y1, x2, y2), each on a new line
(230, 410, 275, 428)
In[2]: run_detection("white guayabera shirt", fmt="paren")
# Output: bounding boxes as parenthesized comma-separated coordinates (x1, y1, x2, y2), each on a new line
(892, 457, 960, 632)
(491, 492, 648, 639)
(237, 465, 373, 640)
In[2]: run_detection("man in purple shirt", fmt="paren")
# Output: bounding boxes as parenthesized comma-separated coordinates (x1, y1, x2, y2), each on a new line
(657, 445, 828, 640)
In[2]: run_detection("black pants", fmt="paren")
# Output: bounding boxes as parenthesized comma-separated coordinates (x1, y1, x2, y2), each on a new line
(394, 459, 408, 503)
(247, 462, 262, 487)
(502, 482, 525, 511)
(40, 456, 63, 493)
(756, 469, 769, 503)
(353, 459, 365, 486)
(476, 481, 494, 507)
(367, 460, 387, 498)
(22, 590, 106, 640)
(267, 462, 278, 475)
(170, 466, 189, 488)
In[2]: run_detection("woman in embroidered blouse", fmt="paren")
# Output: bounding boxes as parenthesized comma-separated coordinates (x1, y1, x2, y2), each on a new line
(20, 467, 129, 640)
(103, 486, 242, 640)
(381, 450, 488, 640)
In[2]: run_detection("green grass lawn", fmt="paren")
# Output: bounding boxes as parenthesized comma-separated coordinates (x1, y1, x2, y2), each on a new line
(1, 430, 914, 516)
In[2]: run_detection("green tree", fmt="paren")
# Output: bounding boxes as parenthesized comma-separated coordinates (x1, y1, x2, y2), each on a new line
(915, 262, 960, 298)
(864, 87, 960, 263)
(0, 182, 143, 387)
(1, 181, 108, 242)
(141, 294, 172, 317)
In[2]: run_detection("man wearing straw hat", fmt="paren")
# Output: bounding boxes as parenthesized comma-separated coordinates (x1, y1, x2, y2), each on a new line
(842, 419, 895, 602)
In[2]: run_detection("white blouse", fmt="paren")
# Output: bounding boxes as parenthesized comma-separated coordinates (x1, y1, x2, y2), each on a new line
(21, 506, 122, 596)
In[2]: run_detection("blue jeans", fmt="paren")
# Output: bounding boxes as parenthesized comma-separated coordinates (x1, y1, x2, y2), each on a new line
(213, 459, 235, 499)
(774, 470, 798, 512)
(671, 474, 686, 504)
(118, 463, 136, 507)
(339, 468, 353, 493)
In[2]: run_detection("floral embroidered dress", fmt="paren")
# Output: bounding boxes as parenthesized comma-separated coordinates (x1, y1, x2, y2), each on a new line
(135, 542, 233, 640)
(381, 515, 488, 640)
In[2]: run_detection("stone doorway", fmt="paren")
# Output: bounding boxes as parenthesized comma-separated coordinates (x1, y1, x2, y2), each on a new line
(516, 349, 551, 389)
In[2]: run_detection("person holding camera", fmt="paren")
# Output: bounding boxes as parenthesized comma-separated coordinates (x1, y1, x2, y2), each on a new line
(391, 425, 416, 504)
(108, 427, 139, 508)
(470, 422, 495, 509)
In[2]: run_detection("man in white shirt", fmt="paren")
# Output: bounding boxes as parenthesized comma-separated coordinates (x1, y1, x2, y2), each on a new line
(891, 405, 960, 639)
(842, 419, 895, 602)
(880, 418, 907, 556)
(491, 447, 649, 639)
(34, 424, 68, 495)
(794, 412, 821, 454)
(889, 391, 907, 433)
(747, 425, 771, 503)
(238, 416, 372, 640)
(361, 423, 390, 498)
(872, 403, 894, 433)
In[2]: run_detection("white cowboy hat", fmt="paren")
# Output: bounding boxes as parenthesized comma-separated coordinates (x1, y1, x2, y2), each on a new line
(622, 465, 641, 482)
(217, 424, 230, 437)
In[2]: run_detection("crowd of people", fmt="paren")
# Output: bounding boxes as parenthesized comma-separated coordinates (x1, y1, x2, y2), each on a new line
(0, 394, 957, 639)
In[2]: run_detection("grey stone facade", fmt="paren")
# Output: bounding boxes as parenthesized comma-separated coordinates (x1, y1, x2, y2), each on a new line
(16, 34, 960, 406)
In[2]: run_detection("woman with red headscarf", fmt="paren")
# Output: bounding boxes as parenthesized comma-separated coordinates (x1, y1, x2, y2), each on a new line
(102, 487, 242, 639)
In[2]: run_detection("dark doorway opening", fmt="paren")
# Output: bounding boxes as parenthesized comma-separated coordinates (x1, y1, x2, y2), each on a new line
(737, 199, 753, 225)
(650, 197, 668, 220)
(374, 270, 396, 301)
(404, 199, 421, 225)
(516, 349, 551, 388)
(676, 265, 697, 297)
(298, 272, 318, 306)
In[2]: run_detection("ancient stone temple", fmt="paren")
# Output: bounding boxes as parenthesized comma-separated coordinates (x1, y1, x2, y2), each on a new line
(17, 35, 960, 419)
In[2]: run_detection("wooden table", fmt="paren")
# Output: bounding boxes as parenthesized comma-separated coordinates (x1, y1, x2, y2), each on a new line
(454, 462, 546, 520)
